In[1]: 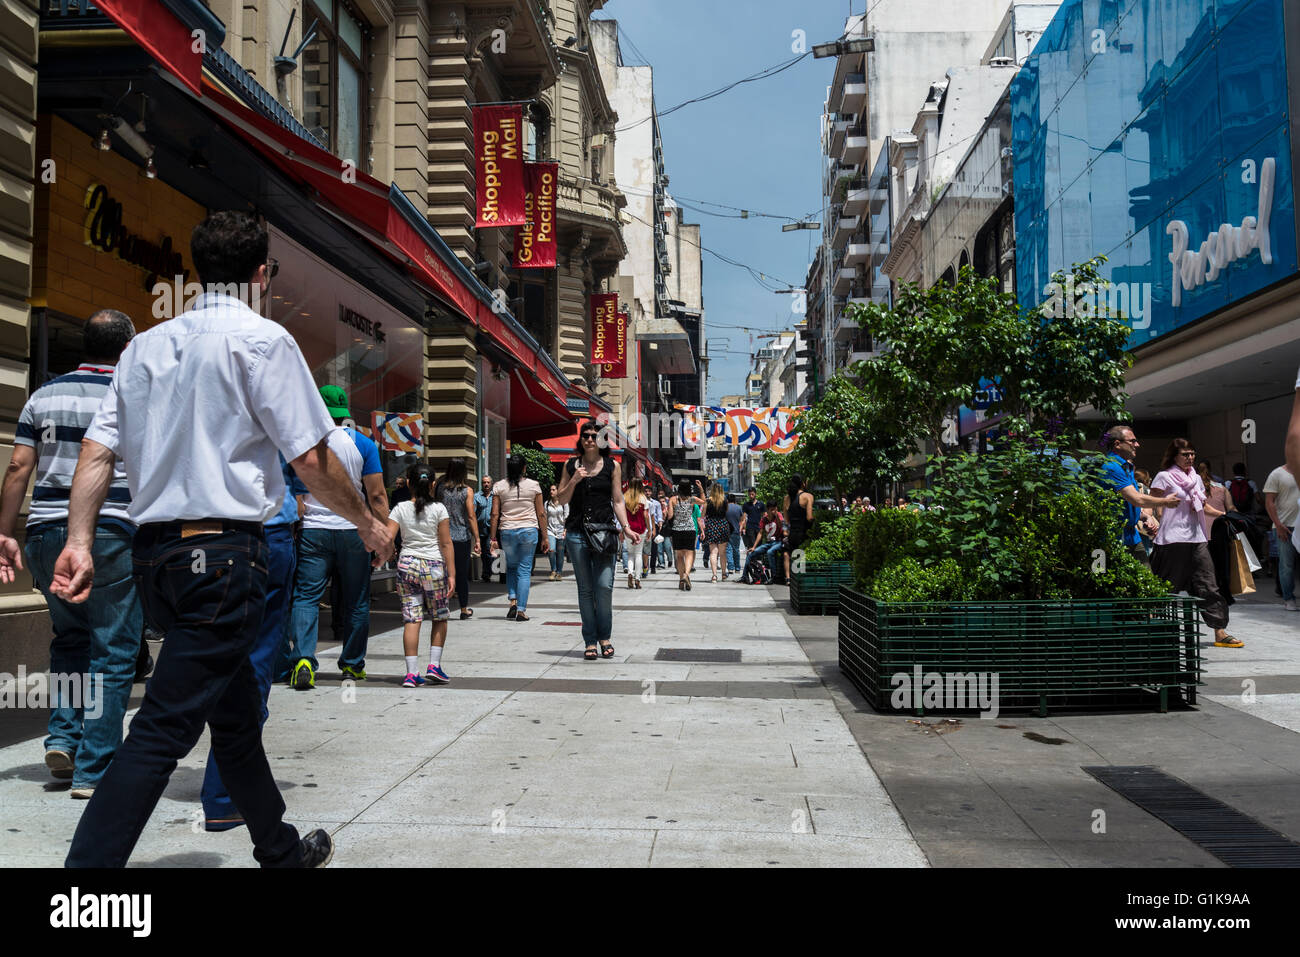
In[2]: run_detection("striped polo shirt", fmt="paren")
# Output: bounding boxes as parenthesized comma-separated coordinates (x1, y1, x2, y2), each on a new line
(15, 363, 133, 529)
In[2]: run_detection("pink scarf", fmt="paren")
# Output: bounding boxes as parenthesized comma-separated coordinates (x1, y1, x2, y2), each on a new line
(1164, 465, 1206, 512)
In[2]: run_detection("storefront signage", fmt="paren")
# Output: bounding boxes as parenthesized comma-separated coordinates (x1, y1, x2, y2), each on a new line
(82, 183, 189, 290)
(339, 304, 386, 343)
(372, 411, 423, 453)
(514, 161, 557, 268)
(1168, 157, 1275, 308)
(590, 293, 618, 365)
(473, 105, 526, 227)
(603, 308, 628, 379)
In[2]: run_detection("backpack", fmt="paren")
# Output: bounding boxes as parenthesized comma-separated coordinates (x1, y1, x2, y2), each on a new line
(746, 561, 772, 585)
(1229, 477, 1254, 511)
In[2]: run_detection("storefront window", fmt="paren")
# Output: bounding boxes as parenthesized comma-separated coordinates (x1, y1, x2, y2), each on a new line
(301, 0, 367, 167)
(266, 225, 423, 488)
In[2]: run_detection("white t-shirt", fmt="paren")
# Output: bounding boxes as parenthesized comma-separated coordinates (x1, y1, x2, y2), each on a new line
(300, 428, 364, 530)
(391, 499, 449, 562)
(1263, 466, 1300, 526)
(545, 501, 568, 537)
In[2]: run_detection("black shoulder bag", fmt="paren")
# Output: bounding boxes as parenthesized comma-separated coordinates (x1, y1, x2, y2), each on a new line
(574, 458, 621, 555)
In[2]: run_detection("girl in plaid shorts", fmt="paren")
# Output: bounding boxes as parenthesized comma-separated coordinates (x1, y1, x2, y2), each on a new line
(386, 466, 455, 686)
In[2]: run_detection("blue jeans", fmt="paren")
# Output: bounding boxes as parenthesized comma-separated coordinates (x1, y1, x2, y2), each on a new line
(285, 527, 371, 671)
(24, 522, 142, 790)
(1275, 525, 1297, 600)
(501, 527, 538, 611)
(566, 531, 615, 645)
(67, 522, 300, 867)
(657, 537, 673, 567)
(727, 532, 742, 573)
(548, 533, 566, 573)
(201, 524, 296, 821)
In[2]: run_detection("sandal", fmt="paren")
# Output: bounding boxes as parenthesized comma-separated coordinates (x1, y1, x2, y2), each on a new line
(506, 602, 518, 620)
(460, 609, 474, 620)
(686, 579, 692, 591)
(583, 645, 599, 661)
(516, 612, 530, 622)
(600, 641, 615, 659)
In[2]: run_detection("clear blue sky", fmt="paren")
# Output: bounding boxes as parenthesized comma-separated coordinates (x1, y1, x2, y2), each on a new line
(598, 1, 856, 405)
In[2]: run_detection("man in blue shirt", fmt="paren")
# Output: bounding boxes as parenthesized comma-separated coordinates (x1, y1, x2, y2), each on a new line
(1099, 424, 1180, 565)
(475, 473, 494, 581)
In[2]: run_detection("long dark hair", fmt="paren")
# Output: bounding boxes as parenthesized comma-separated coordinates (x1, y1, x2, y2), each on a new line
(506, 454, 526, 497)
(1160, 438, 1195, 472)
(677, 478, 692, 499)
(409, 463, 435, 518)
(574, 417, 611, 458)
(434, 456, 468, 502)
(786, 473, 806, 503)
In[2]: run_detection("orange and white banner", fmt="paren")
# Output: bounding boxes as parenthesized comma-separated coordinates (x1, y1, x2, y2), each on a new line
(514, 161, 557, 268)
(474, 106, 526, 227)
(590, 293, 619, 365)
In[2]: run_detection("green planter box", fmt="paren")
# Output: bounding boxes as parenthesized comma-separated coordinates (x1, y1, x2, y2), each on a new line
(789, 561, 854, 615)
(837, 587, 1202, 716)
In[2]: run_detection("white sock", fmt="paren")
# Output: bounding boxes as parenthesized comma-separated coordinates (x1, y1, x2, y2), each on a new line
(429, 645, 444, 668)
(404, 655, 418, 675)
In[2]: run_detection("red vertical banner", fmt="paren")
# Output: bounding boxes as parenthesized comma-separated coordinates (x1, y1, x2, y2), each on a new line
(590, 293, 618, 366)
(605, 308, 629, 378)
(514, 161, 558, 268)
(474, 106, 526, 227)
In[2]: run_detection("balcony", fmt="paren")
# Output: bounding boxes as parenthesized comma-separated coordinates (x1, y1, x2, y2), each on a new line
(844, 242, 870, 266)
(841, 132, 868, 166)
(833, 266, 856, 296)
(830, 117, 852, 156)
(841, 74, 867, 113)
(832, 214, 859, 246)
(843, 178, 870, 215)
(834, 303, 866, 342)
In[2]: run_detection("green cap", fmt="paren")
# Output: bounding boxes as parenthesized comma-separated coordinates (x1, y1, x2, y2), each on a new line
(319, 384, 351, 419)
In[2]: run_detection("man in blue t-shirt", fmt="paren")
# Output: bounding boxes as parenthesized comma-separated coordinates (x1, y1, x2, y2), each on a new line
(741, 489, 765, 550)
(1098, 424, 1180, 565)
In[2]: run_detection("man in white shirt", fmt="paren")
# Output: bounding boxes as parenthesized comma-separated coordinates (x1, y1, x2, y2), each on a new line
(52, 211, 393, 867)
(1263, 460, 1300, 609)
(284, 394, 388, 689)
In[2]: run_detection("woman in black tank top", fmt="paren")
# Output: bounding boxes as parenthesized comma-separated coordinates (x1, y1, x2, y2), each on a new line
(555, 418, 640, 660)
(783, 472, 813, 583)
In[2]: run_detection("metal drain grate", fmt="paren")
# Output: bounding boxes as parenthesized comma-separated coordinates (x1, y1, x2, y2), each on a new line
(1083, 765, 1300, 867)
(655, 648, 742, 663)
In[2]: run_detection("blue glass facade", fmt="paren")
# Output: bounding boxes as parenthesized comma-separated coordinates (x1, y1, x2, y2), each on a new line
(1012, 0, 1298, 347)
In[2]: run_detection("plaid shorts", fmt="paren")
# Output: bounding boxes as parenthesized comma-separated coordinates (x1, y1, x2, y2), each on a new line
(396, 555, 451, 623)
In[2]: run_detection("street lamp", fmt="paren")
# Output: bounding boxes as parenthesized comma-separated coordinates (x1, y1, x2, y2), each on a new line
(812, 36, 874, 59)
(781, 221, 821, 232)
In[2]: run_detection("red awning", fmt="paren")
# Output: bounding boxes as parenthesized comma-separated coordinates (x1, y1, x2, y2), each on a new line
(94, 0, 203, 95)
(509, 369, 577, 442)
(196, 81, 571, 410)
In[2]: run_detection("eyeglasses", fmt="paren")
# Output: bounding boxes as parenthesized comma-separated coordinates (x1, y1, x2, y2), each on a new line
(266, 258, 279, 279)
(1178, 451, 1196, 458)
(580, 432, 597, 440)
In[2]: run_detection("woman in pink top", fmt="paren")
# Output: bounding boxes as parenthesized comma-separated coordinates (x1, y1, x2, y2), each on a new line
(1149, 438, 1237, 647)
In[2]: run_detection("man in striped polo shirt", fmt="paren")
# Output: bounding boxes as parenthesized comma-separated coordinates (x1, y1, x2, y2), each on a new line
(0, 310, 143, 797)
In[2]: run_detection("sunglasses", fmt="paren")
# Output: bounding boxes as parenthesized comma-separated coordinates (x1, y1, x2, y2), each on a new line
(581, 432, 598, 439)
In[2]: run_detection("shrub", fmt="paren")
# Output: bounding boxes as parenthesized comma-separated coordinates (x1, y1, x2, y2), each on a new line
(869, 557, 969, 603)
(513, 445, 559, 496)
(851, 506, 933, 590)
(802, 512, 861, 563)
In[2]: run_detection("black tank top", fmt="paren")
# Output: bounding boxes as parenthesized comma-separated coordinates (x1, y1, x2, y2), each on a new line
(788, 494, 810, 538)
(565, 456, 614, 531)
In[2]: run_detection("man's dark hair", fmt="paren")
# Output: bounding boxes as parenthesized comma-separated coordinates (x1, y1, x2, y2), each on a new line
(190, 211, 268, 287)
(1233, 462, 1247, 476)
(1100, 421, 1134, 453)
(83, 309, 135, 363)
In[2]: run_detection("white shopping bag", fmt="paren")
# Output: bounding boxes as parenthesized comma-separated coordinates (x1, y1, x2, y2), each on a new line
(1236, 531, 1262, 572)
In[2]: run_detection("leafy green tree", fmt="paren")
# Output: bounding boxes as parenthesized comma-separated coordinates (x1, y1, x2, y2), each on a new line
(793, 374, 908, 502)
(511, 444, 559, 497)
(754, 444, 808, 505)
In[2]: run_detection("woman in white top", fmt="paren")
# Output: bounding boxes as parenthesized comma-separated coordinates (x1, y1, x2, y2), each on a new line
(489, 455, 548, 622)
(386, 466, 455, 686)
(545, 485, 568, 581)
(1149, 438, 1236, 648)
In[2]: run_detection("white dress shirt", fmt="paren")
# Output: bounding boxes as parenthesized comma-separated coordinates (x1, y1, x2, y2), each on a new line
(85, 293, 335, 524)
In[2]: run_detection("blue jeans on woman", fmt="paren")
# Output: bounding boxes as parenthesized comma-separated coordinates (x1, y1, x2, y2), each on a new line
(500, 527, 538, 611)
(548, 533, 566, 574)
(566, 531, 615, 646)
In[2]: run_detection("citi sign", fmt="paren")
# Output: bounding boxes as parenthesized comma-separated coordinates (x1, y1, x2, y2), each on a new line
(1167, 157, 1275, 308)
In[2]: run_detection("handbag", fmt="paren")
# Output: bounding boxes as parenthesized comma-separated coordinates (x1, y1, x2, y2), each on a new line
(1229, 539, 1257, 596)
(582, 517, 621, 555)
(1235, 531, 1262, 572)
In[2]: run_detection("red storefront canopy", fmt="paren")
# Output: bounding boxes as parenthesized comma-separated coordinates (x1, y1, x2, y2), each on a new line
(93, 0, 204, 95)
